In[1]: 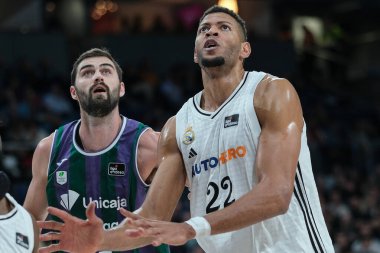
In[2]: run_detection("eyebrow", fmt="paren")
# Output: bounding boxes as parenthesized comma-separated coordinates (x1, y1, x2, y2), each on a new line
(79, 63, 115, 72)
(199, 21, 234, 27)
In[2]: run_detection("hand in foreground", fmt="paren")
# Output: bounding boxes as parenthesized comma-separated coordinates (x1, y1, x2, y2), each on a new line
(38, 202, 104, 253)
(120, 208, 196, 247)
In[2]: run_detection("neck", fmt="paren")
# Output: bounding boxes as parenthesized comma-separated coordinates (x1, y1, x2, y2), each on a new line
(78, 110, 122, 152)
(0, 197, 13, 215)
(200, 66, 245, 111)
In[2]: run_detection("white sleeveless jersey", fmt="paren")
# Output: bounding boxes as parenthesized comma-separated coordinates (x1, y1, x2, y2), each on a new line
(0, 194, 35, 253)
(176, 71, 334, 253)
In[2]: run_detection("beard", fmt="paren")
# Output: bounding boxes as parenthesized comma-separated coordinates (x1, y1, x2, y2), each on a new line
(76, 84, 120, 117)
(200, 56, 225, 67)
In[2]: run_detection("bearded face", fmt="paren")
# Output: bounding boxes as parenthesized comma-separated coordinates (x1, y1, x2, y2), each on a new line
(75, 81, 120, 117)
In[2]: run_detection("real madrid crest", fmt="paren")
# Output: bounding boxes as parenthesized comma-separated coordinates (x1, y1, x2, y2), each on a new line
(183, 126, 195, 145)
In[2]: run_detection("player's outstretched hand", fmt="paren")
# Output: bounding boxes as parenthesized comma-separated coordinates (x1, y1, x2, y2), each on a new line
(38, 202, 104, 253)
(120, 208, 195, 247)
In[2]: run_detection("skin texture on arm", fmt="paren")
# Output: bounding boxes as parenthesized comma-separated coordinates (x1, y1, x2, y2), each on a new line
(204, 76, 304, 234)
(136, 128, 160, 184)
(23, 134, 53, 221)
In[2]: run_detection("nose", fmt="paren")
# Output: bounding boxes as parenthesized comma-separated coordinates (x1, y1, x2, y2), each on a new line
(206, 25, 218, 37)
(94, 70, 104, 82)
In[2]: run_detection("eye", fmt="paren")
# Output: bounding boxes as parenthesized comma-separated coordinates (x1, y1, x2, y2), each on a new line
(221, 24, 231, 31)
(82, 70, 94, 77)
(101, 68, 112, 75)
(199, 26, 209, 33)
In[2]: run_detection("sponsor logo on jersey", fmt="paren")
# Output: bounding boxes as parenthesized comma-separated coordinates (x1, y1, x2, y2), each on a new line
(224, 114, 239, 128)
(183, 126, 195, 145)
(103, 221, 119, 230)
(59, 190, 80, 210)
(108, 163, 126, 176)
(83, 196, 127, 210)
(56, 158, 68, 167)
(16, 232, 29, 249)
(192, 145, 247, 176)
(56, 170, 67, 185)
(188, 148, 197, 158)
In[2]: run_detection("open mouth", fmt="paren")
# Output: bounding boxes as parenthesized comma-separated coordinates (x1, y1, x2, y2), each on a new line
(92, 84, 108, 94)
(204, 39, 218, 49)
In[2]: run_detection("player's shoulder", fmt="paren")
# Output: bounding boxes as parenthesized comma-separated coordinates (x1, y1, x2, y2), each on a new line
(35, 133, 54, 154)
(255, 74, 298, 107)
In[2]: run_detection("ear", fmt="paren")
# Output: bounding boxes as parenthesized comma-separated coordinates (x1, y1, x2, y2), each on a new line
(120, 82, 125, 97)
(194, 50, 198, 63)
(240, 42, 251, 60)
(70, 85, 78, 100)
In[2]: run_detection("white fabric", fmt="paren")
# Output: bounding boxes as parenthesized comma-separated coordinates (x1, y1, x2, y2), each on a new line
(175, 71, 334, 253)
(0, 193, 35, 253)
(185, 216, 211, 237)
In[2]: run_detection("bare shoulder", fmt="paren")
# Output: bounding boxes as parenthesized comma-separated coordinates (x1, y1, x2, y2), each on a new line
(158, 116, 177, 151)
(139, 128, 160, 150)
(255, 75, 299, 106)
(254, 74, 303, 127)
(32, 133, 54, 176)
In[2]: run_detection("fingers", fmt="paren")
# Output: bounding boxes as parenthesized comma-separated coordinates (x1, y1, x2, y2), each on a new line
(39, 231, 61, 242)
(124, 227, 145, 237)
(37, 220, 64, 231)
(85, 202, 97, 221)
(152, 239, 163, 247)
(119, 208, 141, 220)
(38, 243, 62, 253)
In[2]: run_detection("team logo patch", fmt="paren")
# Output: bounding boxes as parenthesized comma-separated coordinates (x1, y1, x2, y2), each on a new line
(16, 232, 29, 249)
(108, 163, 126, 176)
(183, 126, 195, 145)
(224, 114, 239, 128)
(56, 171, 67, 185)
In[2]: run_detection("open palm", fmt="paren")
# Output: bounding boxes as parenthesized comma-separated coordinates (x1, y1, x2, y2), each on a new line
(38, 202, 104, 253)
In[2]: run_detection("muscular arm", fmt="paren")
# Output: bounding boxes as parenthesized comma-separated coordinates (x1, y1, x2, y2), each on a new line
(137, 128, 160, 184)
(100, 117, 187, 250)
(23, 135, 53, 221)
(204, 76, 303, 234)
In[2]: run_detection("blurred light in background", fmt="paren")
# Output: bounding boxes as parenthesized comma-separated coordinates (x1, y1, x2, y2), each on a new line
(217, 0, 238, 13)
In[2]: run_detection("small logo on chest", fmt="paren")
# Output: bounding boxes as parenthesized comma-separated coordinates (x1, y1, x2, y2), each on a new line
(224, 114, 239, 128)
(16, 232, 29, 249)
(56, 171, 67, 185)
(188, 148, 198, 158)
(108, 163, 126, 176)
(183, 126, 195, 145)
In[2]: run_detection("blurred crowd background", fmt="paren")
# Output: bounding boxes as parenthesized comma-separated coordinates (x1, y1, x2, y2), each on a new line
(0, 0, 379, 252)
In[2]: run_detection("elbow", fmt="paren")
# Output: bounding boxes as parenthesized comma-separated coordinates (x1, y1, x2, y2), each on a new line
(276, 189, 292, 215)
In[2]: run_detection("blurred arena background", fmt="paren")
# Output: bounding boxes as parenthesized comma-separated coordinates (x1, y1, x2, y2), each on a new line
(0, 0, 379, 252)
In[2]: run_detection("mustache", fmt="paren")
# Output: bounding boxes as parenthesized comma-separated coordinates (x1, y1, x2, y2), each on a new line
(90, 81, 109, 92)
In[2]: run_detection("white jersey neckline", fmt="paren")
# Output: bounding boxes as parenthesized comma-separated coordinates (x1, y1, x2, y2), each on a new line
(192, 71, 250, 119)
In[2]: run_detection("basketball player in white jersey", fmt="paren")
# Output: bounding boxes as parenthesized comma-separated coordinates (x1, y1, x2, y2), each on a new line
(0, 134, 39, 253)
(38, 5, 334, 253)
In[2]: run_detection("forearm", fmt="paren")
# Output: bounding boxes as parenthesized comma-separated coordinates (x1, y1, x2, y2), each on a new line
(205, 180, 290, 235)
(100, 222, 153, 251)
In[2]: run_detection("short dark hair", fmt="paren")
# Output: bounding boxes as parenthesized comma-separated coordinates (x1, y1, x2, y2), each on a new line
(199, 5, 248, 41)
(70, 48, 123, 85)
